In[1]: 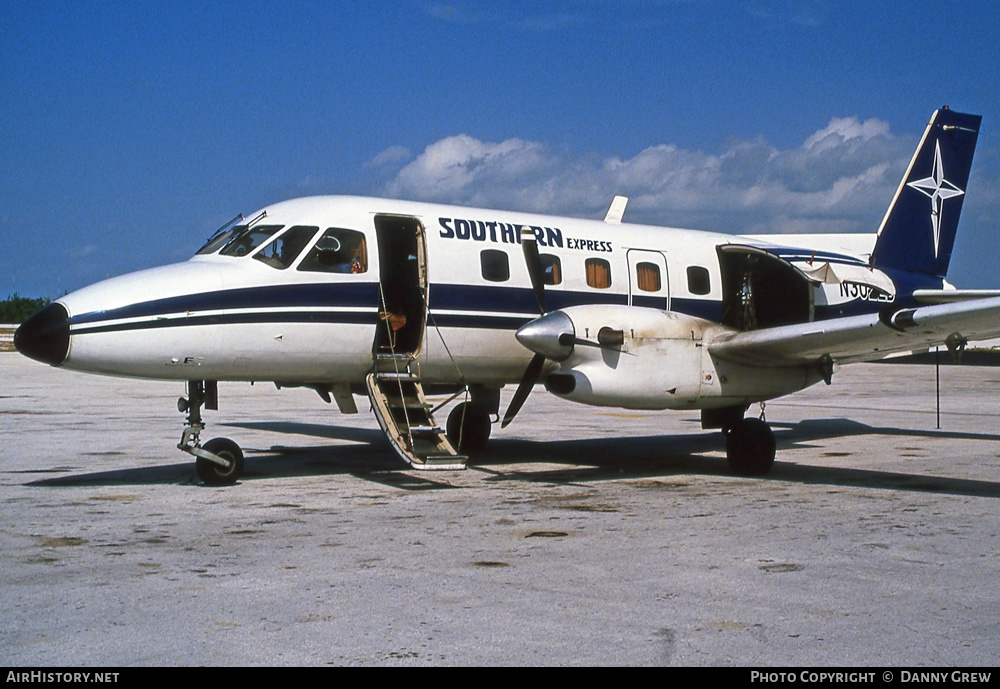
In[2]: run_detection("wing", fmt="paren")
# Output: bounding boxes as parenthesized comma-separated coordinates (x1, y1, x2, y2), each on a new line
(709, 296, 1000, 367)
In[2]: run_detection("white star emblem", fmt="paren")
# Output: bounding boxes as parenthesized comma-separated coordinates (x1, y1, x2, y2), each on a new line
(906, 140, 964, 257)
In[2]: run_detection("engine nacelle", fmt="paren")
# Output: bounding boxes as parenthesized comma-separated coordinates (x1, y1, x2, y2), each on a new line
(542, 305, 710, 409)
(540, 305, 823, 410)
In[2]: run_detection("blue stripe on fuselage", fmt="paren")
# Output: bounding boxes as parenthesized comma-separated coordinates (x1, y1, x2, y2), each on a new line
(71, 310, 379, 335)
(70, 282, 381, 326)
(68, 282, 637, 333)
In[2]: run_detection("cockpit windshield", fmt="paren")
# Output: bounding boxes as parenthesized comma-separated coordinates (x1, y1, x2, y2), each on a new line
(196, 225, 246, 255)
(218, 225, 285, 257)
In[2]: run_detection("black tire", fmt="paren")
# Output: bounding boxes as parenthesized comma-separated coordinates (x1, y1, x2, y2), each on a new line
(725, 417, 776, 477)
(446, 402, 491, 452)
(196, 437, 244, 485)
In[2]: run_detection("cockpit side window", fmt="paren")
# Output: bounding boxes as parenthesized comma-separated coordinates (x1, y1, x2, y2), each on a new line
(253, 226, 319, 269)
(197, 225, 247, 255)
(298, 228, 368, 274)
(219, 225, 284, 257)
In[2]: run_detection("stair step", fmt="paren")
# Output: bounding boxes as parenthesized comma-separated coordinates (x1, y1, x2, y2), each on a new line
(387, 397, 429, 409)
(414, 454, 468, 470)
(408, 425, 442, 435)
(375, 372, 420, 382)
(375, 352, 416, 361)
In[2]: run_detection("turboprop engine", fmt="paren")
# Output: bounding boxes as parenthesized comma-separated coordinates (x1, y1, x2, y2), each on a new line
(512, 303, 825, 414)
(518, 304, 710, 410)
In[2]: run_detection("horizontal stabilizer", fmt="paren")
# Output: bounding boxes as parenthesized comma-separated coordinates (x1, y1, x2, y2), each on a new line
(912, 289, 1000, 305)
(709, 295, 1000, 367)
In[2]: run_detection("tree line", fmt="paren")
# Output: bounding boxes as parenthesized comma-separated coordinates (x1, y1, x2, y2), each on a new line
(1, 294, 50, 323)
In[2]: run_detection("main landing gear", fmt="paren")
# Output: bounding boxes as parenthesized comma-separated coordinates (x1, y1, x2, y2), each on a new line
(177, 380, 244, 485)
(447, 402, 492, 452)
(704, 406, 776, 476)
(724, 416, 776, 477)
(445, 386, 499, 453)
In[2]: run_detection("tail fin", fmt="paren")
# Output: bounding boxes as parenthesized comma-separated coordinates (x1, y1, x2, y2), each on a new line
(870, 107, 981, 278)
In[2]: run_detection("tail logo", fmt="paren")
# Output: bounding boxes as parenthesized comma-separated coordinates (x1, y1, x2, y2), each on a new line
(906, 140, 965, 257)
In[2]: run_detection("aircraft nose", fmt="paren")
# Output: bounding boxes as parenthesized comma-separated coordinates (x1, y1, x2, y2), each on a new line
(14, 303, 70, 366)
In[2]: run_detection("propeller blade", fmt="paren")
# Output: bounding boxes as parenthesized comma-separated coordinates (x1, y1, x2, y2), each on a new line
(521, 226, 546, 314)
(502, 352, 546, 428)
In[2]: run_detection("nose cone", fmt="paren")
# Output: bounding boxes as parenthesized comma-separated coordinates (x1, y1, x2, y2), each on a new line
(14, 303, 70, 366)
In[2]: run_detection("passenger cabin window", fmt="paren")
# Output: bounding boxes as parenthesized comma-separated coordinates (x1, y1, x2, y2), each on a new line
(481, 249, 510, 282)
(220, 225, 284, 257)
(254, 226, 318, 269)
(298, 228, 368, 274)
(540, 254, 562, 285)
(585, 258, 612, 289)
(687, 266, 711, 295)
(635, 262, 661, 292)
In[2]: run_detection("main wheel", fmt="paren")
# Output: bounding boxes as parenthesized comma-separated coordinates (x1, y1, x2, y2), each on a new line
(446, 402, 492, 452)
(196, 437, 244, 485)
(725, 417, 775, 477)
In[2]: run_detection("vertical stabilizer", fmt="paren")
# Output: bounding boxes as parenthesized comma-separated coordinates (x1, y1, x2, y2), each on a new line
(870, 108, 981, 278)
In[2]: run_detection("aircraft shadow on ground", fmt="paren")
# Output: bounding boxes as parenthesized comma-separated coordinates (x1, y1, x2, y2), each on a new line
(24, 417, 1000, 498)
(472, 421, 1000, 499)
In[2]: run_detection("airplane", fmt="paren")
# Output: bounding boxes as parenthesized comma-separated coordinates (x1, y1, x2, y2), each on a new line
(14, 106, 995, 485)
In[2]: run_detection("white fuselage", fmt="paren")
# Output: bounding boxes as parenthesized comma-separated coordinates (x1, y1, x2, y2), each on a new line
(53, 195, 833, 409)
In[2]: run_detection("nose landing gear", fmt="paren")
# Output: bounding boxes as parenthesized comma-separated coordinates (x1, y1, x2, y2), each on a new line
(177, 380, 244, 485)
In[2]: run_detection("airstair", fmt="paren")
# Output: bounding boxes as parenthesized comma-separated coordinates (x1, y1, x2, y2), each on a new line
(366, 352, 466, 470)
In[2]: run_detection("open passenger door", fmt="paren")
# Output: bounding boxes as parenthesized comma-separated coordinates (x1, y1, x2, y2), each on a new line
(365, 215, 466, 470)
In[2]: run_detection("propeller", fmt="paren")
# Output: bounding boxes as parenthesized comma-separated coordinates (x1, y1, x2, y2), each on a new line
(502, 227, 626, 428)
(502, 228, 581, 427)
(502, 228, 551, 427)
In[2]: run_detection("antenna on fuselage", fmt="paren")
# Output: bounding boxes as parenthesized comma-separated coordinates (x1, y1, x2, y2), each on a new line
(604, 196, 628, 224)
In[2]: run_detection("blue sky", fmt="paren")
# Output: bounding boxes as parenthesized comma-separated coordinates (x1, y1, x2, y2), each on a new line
(3, 0, 999, 298)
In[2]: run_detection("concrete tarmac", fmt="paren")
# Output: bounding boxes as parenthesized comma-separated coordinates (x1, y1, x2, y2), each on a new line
(2, 352, 999, 666)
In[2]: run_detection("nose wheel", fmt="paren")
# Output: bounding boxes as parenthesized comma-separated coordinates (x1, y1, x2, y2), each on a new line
(177, 380, 245, 485)
(194, 438, 244, 486)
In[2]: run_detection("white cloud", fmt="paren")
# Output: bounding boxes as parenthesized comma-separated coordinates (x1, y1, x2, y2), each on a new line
(387, 135, 554, 201)
(378, 118, 916, 236)
(421, 2, 587, 31)
(365, 146, 412, 169)
(70, 244, 99, 258)
(804, 116, 891, 150)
